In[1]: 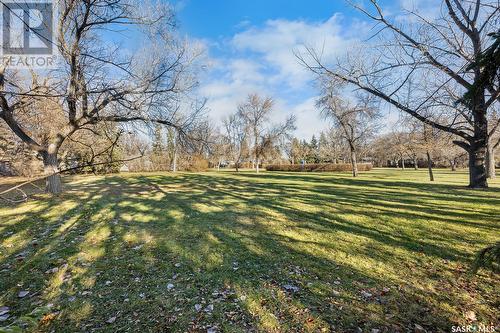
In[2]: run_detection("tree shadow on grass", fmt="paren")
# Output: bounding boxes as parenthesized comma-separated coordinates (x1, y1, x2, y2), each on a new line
(0, 172, 498, 332)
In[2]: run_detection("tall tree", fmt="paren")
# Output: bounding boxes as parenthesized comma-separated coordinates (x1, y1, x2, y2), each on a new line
(237, 94, 295, 172)
(317, 82, 379, 177)
(0, 0, 204, 193)
(318, 132, 329, 163)
(300, 0, 499, 188)
(309, 135, 319, 163)
(486, 110, 500, 178)
(224, 112, 249, 172)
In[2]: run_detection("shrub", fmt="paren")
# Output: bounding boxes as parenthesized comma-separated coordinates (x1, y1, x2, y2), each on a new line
(266, 163, 373, 172)
(186, 155, 209, 172)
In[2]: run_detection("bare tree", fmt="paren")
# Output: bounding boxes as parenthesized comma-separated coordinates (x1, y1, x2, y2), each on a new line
(441, 139, 468, 171)
(317, 81, 379, 177)
(237, 94, 296, 172)
(254, 116, 296, 171)
(224, 112, 249, 172)
(0, 0, 204, 193)
(237, 94, 273, 172)
(403, 120, 426, 170)
(207, 132, 228, 171)
(325, 127, 347, 164)
(486, 110, 500, 178)
(299, 0, 499, 188)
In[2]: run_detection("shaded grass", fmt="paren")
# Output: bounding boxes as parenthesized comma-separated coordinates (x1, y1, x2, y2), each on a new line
(0, 168, 499, 332)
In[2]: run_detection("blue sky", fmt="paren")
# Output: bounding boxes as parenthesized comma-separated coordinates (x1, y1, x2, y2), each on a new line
(170, 0, 418, 139)
(175, 1, 357, 44)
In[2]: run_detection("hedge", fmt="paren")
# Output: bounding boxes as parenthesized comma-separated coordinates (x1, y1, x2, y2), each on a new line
(265, 163, 373, 172)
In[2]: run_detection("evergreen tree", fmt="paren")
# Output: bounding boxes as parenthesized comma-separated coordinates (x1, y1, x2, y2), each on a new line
(308, 135, 319, 163)
(318, 132, 329, 162)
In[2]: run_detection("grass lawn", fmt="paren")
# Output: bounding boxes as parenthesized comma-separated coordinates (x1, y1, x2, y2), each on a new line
(0, 169, 499, 332)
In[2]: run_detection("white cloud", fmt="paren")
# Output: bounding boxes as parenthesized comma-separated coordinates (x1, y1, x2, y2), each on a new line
(198, 14, 366, 138)
(198, 58, 267, 123)
(288, 97, 327, 140)
(232, 14, 354, 89)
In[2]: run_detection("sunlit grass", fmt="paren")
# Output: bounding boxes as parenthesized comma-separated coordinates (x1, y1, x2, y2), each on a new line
(0, 169, 498, 332)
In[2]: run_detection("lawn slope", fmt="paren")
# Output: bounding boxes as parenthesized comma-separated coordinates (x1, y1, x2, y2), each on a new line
(0, 169, 499, 332)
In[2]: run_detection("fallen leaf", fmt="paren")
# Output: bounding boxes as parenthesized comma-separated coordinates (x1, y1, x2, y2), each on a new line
(464, 310, 476, 322)
(40, 313, 57, 325)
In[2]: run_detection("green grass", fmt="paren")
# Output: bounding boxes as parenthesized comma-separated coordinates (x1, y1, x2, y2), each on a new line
(0, 169, 499, 332)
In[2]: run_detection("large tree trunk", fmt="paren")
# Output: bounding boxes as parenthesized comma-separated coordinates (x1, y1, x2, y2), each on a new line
(42, 146, 62, 194)
(256, 158, 260, 173)
(468, 141, 488, 188)
(466, 95, 489, 188)
(401, 155, 405, 170)
(426, 151, 434, 182)
(350, 149, 358, 177)
(413, 155, 418, 170)
(486, 142, 496, 179)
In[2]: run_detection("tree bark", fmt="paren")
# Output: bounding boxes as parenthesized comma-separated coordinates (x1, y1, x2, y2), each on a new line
(401, 156, 405, 170)
(256, 158, 260, 173)
(351, 149, 358, 177)
(467, 93, 489, 188)
(426, 151, 434, 182)
(42, 146, 62, 194)
(413, 155, 418, 170)
(468, 141, 488, 187)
